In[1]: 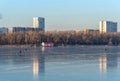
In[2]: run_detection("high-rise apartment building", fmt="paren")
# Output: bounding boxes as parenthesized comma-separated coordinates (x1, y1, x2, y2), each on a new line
(33, 17, 45, 31)
(99, 21, 117, 33)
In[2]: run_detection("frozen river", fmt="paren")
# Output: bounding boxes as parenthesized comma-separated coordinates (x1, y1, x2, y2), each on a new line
(0, 46, 120, 81)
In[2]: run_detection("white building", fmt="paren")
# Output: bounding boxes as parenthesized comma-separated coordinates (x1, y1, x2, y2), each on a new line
(99, 21, 117, 33)
(33, 17, 45, 31)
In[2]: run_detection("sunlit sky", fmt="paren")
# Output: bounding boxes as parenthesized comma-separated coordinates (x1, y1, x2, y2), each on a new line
(0, 0, 120, 31)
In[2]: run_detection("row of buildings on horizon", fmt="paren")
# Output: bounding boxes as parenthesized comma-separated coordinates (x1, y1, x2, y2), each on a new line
(13, 17, 45, 32)
(0, 17, 118, 33)
(0, 17, 45, 33)
(83, 21, 117, 33)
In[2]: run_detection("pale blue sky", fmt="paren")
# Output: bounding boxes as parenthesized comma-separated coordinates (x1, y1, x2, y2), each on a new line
(0, 0, 120, 31)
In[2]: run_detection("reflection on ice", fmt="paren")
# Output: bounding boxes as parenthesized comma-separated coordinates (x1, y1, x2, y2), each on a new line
(42, 47, 45, 52)
(33, 53, 45, 79)
(99, 51, 118, 73)
(107, 53, 117, 69)
(99, 53, 107, 73)
(33, 57, 39, 78)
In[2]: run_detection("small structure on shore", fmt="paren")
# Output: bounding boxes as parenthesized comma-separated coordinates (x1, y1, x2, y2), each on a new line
(41, 42, 54, 47)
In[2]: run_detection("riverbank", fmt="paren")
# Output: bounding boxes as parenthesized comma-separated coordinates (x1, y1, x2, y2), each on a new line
(0, 31, 120, 45)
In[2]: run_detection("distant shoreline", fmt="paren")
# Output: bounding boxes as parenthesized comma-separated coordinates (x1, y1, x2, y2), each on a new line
(0, 44, 119, 48)
(0, 31, 120, 46)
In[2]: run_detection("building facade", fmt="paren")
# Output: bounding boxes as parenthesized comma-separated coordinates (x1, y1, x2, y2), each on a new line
(33, 17, 45, 31)
(0, 27, 8, 33)
(83, 29, 99, 33)
(12, 27, 41, 32)
(99, 21, 117, 33)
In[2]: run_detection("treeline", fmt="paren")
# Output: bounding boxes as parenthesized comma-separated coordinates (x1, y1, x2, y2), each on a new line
(0, 31, 120, 45)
